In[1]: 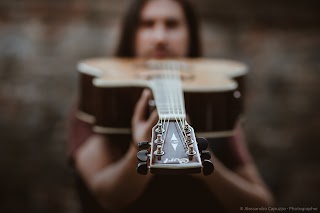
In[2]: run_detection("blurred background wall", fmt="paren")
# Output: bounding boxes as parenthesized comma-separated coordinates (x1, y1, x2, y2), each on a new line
(0, 0, 319, 212)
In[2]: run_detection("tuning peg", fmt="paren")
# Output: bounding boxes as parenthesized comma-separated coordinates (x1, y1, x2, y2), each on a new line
(197, 137, 208, 151)
(201, 150, 211, 160)
(137, 150, 148, 162)
(138, 141, 151, 150)
(137, 162, 148, 175)
(202, 160, 214, 176)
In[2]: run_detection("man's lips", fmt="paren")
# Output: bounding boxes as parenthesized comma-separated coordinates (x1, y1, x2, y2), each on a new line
(152, 50, 171, 58)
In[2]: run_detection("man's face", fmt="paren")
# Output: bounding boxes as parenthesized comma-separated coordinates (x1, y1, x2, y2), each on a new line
(135, 0, 189, 58)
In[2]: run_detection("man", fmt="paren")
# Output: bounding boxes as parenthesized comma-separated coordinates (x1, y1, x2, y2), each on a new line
(68, 0, 274, 212)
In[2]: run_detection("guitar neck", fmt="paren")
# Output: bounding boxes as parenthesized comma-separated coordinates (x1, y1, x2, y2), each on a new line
(149, 69, 186, 120)
(136, 60, 214, 176)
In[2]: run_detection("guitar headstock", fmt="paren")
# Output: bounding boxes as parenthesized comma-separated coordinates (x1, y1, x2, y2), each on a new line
(137, 121, 214, 175)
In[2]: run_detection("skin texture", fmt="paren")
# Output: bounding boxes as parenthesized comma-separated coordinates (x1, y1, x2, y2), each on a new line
(74, 0, 274, 212)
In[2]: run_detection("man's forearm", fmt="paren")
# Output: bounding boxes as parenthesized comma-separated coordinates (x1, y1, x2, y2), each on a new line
(200, 157, 274, 212)
(90, 144, 152, 211)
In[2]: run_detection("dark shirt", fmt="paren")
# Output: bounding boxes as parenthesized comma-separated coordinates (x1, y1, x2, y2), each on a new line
(67, 108, 252, 213)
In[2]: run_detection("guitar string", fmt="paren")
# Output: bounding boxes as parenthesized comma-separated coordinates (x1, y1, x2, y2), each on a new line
(165, 65, 186, 142)
(173, 63, 187, 134)
(169, 62, 187, 141)
(154, 65, 173, 148)
(168, 62, 186, 141)
(164, 63, 185, 146)
(169, 65, 184, 135)
(152, 74, 168, 144)
(150, 61, 188, 153)
(160, 72, 169, 144)
(172, 62, 190, 149)
(163, 68, 171, 147)
(157, 70, 170, 146)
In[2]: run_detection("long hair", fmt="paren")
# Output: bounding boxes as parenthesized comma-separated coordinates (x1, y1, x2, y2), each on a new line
(115, 0, 202, 57)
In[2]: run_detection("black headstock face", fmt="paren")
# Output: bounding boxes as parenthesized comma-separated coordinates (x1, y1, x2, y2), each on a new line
(137, 121, 214, 175)
(149, 121, 201, 174)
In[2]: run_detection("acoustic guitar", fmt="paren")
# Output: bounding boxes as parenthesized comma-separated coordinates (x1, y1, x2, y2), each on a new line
(76, 58, 248, 175)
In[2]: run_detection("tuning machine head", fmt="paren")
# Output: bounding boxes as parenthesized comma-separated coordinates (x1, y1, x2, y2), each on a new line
(138, 141, 151, 150)
(202, 159, 214, 176)
(196, 137, 214, 175)
(197, 137, 208, 152)
(200, 150, 211, 160)
(137, 141, 151, 175)
(155, 122, 165, 134)
(137, 162, 148, 175)
(137, 149, 148, 162)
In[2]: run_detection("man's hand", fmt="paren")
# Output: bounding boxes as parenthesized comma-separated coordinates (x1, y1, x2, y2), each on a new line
(132, 89, 158, 146)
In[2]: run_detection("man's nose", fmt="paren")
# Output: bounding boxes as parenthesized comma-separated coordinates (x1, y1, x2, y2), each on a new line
(153, 24, 167, 42)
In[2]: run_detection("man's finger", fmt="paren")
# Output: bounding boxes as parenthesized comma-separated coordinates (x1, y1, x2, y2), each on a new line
(146, 109, 159, 130)
(186, 114, 192, 125)
(132, 89, 152, 123)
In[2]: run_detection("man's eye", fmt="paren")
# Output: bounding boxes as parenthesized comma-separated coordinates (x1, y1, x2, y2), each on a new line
(166, 20, 179, 28)
(140, 20, 154, 28)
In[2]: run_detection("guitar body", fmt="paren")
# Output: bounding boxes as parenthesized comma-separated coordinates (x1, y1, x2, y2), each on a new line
(77, 58, 247, 138)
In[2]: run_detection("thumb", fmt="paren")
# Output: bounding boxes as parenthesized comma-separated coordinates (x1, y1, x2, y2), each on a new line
(146, 109, 159, 130)
(132, 89, 152, 124)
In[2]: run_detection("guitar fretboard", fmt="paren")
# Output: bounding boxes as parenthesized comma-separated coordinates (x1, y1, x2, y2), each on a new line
(149, 68, 186, 120)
